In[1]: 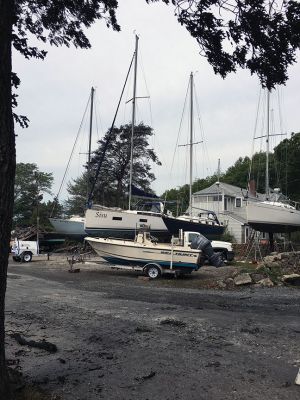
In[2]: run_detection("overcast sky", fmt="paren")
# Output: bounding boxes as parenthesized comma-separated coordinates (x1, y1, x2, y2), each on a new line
(14, 0, 300, 202)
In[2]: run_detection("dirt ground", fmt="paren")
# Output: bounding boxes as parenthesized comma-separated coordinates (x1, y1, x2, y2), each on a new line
(5, 257, 300, 400)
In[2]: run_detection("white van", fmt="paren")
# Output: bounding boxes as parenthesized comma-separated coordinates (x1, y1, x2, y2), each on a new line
(11, 239, 38, 262)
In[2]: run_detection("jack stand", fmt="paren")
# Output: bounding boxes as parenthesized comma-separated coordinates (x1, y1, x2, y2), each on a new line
(67, 255, 81, 273)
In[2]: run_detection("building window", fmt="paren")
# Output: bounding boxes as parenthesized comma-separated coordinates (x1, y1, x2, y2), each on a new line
(213, 195, 222, 201)
(235, 197, 242, 208)
(207, 195, 222, 202)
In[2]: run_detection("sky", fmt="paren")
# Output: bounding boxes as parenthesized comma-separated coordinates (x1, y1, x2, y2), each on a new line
(14, 0, 300, 203)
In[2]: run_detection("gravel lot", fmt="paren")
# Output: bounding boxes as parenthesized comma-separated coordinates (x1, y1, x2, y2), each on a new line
(5, 257, 300, 400)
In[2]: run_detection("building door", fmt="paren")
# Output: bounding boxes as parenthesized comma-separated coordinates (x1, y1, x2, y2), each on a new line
(224, 197, 228, 211)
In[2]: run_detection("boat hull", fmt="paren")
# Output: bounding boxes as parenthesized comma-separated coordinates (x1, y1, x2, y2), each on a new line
(85, 208, 170, 240)
(86, 237, 200, 269)
(161, 215, 224, 240)
(246, 201, 300, 233)
(49, 218, 86, 238)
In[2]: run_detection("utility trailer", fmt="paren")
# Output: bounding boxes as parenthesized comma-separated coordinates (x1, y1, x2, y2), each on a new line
(11, 239, 38, 263)
(107, 261, 198, 279)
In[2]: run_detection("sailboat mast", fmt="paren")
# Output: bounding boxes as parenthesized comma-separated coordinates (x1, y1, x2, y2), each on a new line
(217, 158, 220, 218)
(265, 90, 270, 199)
(87, 86, 95, 204)
(189, 72, 193, 216)
(128, 35, 139, 210)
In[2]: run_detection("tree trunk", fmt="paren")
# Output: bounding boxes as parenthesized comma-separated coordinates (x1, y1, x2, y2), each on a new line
(0, 0, 15, 398)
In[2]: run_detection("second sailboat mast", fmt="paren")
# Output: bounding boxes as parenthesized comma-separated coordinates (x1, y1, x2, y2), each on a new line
(265, 90, 270, 199)
(128, 35, 139, 210)
(189, 72, 194, 215)
(87, 86, 95, 204)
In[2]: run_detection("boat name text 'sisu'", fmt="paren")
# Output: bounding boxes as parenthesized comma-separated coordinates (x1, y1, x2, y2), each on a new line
(95, 212, 107, 218)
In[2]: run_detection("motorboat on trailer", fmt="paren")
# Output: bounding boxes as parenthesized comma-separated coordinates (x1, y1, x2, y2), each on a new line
(85, 228, 228, 278)
(85, 229, 201, 276)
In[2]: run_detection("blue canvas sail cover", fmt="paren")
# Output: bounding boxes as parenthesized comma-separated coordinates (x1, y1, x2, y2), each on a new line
(131, 184, 159, 199)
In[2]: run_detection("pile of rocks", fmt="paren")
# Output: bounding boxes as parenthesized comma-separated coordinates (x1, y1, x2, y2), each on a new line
(216, 251, 300, 289)
(263, 251, 300, 275)
(218, 251, 300, 289)
(217, 272, 275, 289)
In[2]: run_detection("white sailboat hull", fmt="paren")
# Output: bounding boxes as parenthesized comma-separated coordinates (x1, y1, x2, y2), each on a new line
(85, 208, 168, 239)
(49, 217, 86, 236)
(86, 236, 200, 269)
(246, 201, 300, 233)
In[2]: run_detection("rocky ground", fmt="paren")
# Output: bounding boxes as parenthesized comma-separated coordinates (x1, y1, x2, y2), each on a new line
(5, 255, 300, 399)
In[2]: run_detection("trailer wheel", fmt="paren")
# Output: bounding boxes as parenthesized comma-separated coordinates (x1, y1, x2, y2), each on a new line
(145, 264, 161, 279)
(22, 252, 32, 263)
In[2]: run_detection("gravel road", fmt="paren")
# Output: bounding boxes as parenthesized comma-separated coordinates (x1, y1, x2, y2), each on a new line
(5, 258, 300, 400)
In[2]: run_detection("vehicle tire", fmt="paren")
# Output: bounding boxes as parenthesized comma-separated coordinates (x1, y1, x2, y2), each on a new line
(209, 252, 224, 268)
(145, 264, 161, 279)
(22, 252, 32, 263)
(12, 256, 21, 262)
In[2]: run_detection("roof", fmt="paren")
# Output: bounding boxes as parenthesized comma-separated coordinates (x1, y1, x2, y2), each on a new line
(193, 182, 246, 197)
(221, 212, 248, 224)
(193, 181, 285, 202)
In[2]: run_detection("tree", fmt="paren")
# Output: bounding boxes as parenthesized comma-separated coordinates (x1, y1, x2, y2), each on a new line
(2, 1, 300, 396)
(163, 141, 300, 209)
(0, 1, 119, 397)
(13, 163, 54, 228)
(162, 174, 219, 215)
(170, 0, 300, 89)
(67, 123, 161, 212)
(223, 156, 251, 189)
(274, 132, 300, 201)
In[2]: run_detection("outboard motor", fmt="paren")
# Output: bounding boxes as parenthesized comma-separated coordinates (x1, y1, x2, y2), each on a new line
(190, 233, 224, 268)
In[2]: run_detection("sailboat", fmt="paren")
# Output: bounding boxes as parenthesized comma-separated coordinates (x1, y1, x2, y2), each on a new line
(246, 90, 300, 234)
(48, 215, 86, 238)
(161, 72, 225, 240)
(84, 36, 170, 240)
(49, 87, 96, 238)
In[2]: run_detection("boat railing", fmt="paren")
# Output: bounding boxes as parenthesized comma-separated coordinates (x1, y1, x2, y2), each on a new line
(106, 236, 135, 243)
(91, 204, 122, 211)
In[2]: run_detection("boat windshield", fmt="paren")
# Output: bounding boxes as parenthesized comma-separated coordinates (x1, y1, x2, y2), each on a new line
(135, 201, 163, 213)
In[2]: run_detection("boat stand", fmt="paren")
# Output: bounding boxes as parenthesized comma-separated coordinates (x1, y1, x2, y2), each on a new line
(283, 233, 295, 252)
(244, 231, 264, 263)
